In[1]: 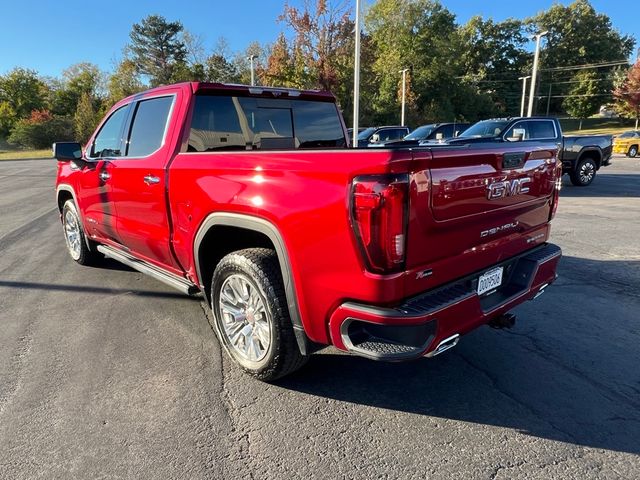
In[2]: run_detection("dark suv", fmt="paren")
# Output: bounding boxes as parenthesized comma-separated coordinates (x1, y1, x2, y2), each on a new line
(357, 126, 409, 147)
(406, 123, 470, 142)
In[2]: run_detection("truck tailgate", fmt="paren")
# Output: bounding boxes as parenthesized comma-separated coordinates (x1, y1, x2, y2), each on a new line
(407, 143, 560, 269)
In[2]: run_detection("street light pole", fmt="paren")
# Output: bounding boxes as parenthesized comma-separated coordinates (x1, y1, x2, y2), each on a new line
(399, 68, 409, 126)
(352, 0, 362, 148)
(518, 76, 531, 117)
(527, 31, 548, 117)
(248, 55, 257, 86)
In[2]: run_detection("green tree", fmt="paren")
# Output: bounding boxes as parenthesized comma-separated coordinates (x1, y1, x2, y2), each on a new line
(528, 0, 635, 115)
(128, 14, 187, 86)
(563, 70, 602, 129)
(0, 67, 47, 119)
(366, 0, 464, 124)
(458, 17, 529, 116)
(106, 59, 146, 106)
(74, 92, 100, 144)
(614, 60, 640, 129)
(50, 62, 103, 116)
(205, 53, 241, 83)
(0, 101, 17, 137)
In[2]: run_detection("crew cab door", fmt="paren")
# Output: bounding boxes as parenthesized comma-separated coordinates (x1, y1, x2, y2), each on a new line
(108, 91, 182, 273)
(78, 104, 130, 243)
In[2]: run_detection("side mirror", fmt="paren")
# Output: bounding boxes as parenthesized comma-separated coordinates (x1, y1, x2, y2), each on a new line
(53, 142, 82, 162)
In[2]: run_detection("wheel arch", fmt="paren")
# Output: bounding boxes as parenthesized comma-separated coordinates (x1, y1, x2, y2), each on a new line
(56, 184, 92, 249)
(576, 147, 603, 169)
(193, 212, 311, 355)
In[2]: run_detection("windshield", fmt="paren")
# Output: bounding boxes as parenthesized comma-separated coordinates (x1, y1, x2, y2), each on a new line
(459, 120, 509, 138)
(405, 125, 435, 140)
(357, 127, 376, 141)
(619, 131, 637, 138)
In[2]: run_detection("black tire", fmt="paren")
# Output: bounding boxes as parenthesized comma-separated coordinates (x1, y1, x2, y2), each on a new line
(628, 145, 638, 158)
(61, 200, 101, 265)
(211, 248, 307, 381)
(569, 157, 597, 186)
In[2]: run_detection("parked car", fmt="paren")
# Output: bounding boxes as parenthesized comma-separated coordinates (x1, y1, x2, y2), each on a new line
(447, 117, 612, 186)
(357, 125, 409, 147)
(405, 122, 470, 142)
(613, 130, 639, 157)
(347, 127, 367, 145)
(53, 83, 561, 380)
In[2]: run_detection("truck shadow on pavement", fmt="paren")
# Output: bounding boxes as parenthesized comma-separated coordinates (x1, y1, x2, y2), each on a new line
(560, 172, 640, 197)
(278, 255, 640, 455)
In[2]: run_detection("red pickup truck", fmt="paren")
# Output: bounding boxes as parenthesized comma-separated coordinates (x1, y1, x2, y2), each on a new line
(54, 82, 562, 380)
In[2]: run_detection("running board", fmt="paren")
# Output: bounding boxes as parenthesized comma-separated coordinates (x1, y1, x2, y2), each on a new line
(97, 245, 199, 296)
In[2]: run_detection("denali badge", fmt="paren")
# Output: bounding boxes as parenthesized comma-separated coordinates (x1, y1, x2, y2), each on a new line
(481, 221, 519, 238)
(486, 177, 531, 200)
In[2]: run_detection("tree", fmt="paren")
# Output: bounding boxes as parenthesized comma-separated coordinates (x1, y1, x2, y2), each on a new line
(74, 92, 99, 144)
(614, 60, 640, 129)
(0, 67, 47, 119)
(458, 17, 529, 116)
(528, 0, 635, 115)
(8, 110, 73, 149)
(0, 102, 17, 138)
(205, 54, 240, 83)
(107, 59, 146, 106)
(50, 62, 103, 116)
(267, 0, 354, 93)
(366, 0, 465, 124)
(128, 14, 187, 86)
(563, 70, 602, 129)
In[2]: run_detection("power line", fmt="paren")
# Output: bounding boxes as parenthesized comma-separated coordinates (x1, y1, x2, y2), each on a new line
(540, 60, 630, 72)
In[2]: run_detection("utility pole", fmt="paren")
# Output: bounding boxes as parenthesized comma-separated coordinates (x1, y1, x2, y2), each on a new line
(352, 0, 362, 148)
(399, 68, 409, 126)
(528, 31, 548, 117)
(546, 83, 552, 116)
(248, 55, 257, 86)
(518, 76, 531, 117)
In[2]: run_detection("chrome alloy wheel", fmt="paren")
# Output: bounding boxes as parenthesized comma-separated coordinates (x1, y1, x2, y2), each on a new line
(218, 274, 271, 362)
(579, 161, 595, 184)
(63, 209, 82, 260)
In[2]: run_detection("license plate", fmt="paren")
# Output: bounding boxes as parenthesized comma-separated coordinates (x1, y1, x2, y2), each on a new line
(477, 267, 503, 296)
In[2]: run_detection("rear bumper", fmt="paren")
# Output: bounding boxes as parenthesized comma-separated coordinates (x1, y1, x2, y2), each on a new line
(329, 243, 561, 361)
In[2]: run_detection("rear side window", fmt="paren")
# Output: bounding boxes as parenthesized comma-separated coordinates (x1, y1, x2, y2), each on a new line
(529, 120, 556, 139)
(126, 96, 174, 157)
(187, 95, 345, 152)
(91, 106, 128, 158)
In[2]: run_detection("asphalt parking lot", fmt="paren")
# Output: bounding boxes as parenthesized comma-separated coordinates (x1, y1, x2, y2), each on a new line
(0, 156, 639, 479)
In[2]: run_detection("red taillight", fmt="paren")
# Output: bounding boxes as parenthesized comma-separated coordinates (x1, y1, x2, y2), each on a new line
(351, 174, 409, 273)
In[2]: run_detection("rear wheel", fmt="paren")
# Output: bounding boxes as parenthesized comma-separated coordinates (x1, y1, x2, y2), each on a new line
(628, 145, 638, 158)
(569, 157, 597, 186)
(61, 200, 100, 265)
(211, 248, 307, 381)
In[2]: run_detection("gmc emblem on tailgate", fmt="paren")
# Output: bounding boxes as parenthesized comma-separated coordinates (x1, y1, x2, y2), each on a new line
(486, 177, 531, 200)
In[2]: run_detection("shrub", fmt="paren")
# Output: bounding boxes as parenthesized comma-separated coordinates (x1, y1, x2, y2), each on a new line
(8, 110, 74, 149)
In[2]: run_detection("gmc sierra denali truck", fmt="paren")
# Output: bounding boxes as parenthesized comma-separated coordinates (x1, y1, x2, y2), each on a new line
(442, 117, 612, 186)
(53, 82, 562, 380)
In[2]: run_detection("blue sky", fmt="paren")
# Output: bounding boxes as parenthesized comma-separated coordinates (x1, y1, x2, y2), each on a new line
(0, 0, 636, 77)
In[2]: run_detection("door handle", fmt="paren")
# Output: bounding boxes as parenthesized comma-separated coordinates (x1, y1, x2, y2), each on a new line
(144, 174, 160, 185)
(99, 171, 111, 181)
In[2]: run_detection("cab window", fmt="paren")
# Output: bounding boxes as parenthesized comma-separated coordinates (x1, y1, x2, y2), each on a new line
(126, 96, 174, 157)
(90, 106, 129, 158)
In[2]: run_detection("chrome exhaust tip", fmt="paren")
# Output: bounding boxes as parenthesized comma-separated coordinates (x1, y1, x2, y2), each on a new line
(425, 334, 460, 358)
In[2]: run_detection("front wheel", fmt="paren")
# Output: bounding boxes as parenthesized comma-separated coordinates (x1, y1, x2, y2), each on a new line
(569, 158, 597, 186)
(61, 200, 101, 265)
(211, 248, 307, 381)
(628, 145, 638, 158)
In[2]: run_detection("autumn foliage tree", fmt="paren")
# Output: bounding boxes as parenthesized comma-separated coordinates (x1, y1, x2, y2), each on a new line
(614, 60, 640, 129)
